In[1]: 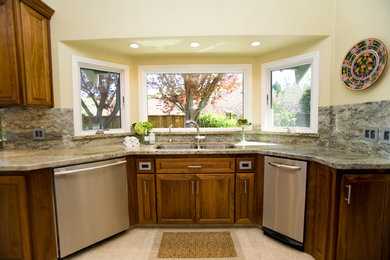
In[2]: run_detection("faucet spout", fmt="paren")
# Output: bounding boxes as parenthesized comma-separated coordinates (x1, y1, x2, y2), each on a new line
(186, 120, 205, 145)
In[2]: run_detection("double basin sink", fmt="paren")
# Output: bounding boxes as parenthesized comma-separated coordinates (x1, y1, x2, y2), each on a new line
(155, 143, 236, 150)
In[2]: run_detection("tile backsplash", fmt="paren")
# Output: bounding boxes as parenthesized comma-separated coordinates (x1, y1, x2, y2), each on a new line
(1, 100, 390, 156)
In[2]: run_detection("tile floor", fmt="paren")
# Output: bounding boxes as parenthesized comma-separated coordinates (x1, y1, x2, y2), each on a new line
(63, 227, 314, 260)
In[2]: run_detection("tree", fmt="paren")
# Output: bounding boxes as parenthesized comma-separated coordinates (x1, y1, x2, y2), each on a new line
(80, 68, 120, 129)
(147, 73, 241, 123)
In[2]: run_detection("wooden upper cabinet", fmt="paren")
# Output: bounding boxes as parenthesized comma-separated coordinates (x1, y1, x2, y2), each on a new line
(0, 0, 54, 107)
(0, 0, 20, 105)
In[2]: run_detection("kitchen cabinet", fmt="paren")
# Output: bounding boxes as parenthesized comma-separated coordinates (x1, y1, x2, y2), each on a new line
(336, 174, 390, 260)
(156, 173, 235, 224)
(156, 174, 196, 223)
(235, 173, 254, 223)
(0, 0, 54, 107)
(0, 176, 31, 260)
(304, 164, 390, 260)
(0, 169, 57, 260)
(196, 174, 235, 223)
(137, 174, 156, 224)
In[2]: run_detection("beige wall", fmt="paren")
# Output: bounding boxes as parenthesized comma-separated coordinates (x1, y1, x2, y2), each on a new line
(331, 0, 390, 106)
(46, 0, 390, 120)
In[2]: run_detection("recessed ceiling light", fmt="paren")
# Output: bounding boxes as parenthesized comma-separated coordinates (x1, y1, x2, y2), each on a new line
(190, 42, 200, 47)
(129, 43, 140, 48)
(251, 41, 262, 47)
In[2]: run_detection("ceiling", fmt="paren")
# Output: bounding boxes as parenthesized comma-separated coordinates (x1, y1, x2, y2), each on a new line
(63, 35, 326, 57)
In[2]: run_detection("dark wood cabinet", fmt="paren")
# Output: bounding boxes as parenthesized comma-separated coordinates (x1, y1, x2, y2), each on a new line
(196, 174, 235, 224)
(137, 174, 156, 224)
(156, 174, 196, 224)
(336, 174, 390, 260)
(235, 173, 254, 223)
(305, 164, 390, 260)
(0, 176, 31, 260)
(0, 0, 54, 107)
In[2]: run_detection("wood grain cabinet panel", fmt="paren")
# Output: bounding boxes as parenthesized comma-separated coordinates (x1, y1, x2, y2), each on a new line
(0, 0, 54, 107)
(156, 174, 196, 224)
(0, 176, 31, 260)
(0, 0, 20, 105)
(196, 174, 235, 224)
(137, 174, 156, 224)
(235, 173, 254, 223)
(156, 158, 235, 174)
(336, 174, 390, 260)
(19, 1, 53, 106)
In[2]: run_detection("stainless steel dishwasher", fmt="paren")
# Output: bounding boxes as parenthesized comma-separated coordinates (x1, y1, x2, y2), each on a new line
(53, 158, 129, 258)
(262, 156, 307, 250)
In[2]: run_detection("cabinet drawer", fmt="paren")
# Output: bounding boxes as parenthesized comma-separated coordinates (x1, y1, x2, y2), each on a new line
(156, 158, 235, 173)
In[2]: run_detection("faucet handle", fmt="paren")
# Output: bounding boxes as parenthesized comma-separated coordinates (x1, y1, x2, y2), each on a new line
(216, 137, 222, 142)
(194, 136, 206, 141)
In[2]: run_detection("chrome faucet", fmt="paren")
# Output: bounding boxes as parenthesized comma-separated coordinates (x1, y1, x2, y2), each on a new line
(186, 120, 205, 147)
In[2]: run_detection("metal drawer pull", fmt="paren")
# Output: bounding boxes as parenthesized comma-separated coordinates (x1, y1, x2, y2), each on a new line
(188, 165, 202, 168)
(345, 184, 351, 204)
(268, 162, 301, 171)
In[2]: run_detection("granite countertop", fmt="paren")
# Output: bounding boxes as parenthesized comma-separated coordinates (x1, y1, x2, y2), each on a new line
(0, 142, 390, 171)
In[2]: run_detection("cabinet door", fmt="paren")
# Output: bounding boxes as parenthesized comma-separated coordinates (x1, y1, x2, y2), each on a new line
(137, 174, 156, 224)
(196, 174, 235, 224)
(235, 173, 254, 223)
(0, 0, 21, 105)
(0, 176, 32, 260)
(156, 174, 196, 223)
(19, 1, 53, 106)
(337, 174, 390, 260)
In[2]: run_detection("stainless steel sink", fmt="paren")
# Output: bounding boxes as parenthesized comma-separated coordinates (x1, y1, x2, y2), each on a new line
(155, 143, 236, 150)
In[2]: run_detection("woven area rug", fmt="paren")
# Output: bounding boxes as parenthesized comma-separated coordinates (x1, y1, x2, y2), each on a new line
(155, 231, 238, 259)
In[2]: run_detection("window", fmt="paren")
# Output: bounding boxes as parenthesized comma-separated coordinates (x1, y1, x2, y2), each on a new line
(72, 56, 130, 136)
(139, 64, 252, 130)
(261, 52, 319, 133)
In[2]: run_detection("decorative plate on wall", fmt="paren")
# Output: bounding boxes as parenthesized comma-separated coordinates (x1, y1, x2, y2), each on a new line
(341, 38, 387, 90)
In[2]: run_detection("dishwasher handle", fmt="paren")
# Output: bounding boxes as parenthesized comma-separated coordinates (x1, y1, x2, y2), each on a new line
(55, 160, 127, 175)
(268, 162, 301, 171)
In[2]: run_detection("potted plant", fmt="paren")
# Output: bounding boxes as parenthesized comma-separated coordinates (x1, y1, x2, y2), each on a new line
(132, 121, 153, 144)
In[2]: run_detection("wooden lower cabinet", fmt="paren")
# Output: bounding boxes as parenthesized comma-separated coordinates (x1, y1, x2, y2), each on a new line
(336, 174, 390, 260)
(156, 174, 196, 223)
(196, 174, 235, 224)
(137, 174, 156, 224)
(0, 176, 31, 260)
(235, 173, 254, 223)
(305, 164, 390, 260)
(156, 173, 234, 224)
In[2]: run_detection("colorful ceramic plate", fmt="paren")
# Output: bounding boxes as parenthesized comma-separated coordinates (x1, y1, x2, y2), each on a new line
(341, 38, 387, 90)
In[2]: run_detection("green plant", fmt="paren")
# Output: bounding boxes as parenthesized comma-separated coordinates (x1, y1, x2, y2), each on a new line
(199, 113, 237, 128)
(273, 103, 297, 127)
(132, 121, 153, 135)
(299, 88, 311, 114)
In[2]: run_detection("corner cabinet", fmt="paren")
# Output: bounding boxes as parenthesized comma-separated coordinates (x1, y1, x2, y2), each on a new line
(0, 0, 54, 107)
(304, 164, 390, 260)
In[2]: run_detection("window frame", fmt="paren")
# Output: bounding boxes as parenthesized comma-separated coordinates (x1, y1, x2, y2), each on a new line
(72, 56, 130, 136)
(138, 64, 252, 132)
(261, 51, 319, 134)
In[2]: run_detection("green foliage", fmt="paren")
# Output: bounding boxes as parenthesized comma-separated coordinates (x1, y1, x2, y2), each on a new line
(199, 113, 237, 128)
(273, 103, 297, 127)
(299, 88, 311, 114)
(133, 121, 153, 135)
